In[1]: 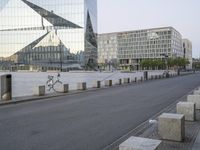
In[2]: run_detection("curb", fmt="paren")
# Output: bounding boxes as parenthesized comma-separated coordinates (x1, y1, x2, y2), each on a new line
(0, 73, 196, 106)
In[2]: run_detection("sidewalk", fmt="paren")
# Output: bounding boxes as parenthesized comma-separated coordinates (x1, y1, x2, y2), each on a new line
(126, 93, 200, 150)
(106, 90, 200, 150)
(192, 128, 200, 150)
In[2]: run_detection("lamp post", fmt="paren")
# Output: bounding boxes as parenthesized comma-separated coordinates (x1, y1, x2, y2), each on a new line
(59, 42, 63, 72)
(161, 53, 170, 77)
(160, 53, 168, 70)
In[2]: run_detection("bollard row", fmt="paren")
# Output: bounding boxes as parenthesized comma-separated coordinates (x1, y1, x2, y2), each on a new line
(1, 72, 177, 100)
(118, 86, 200, 149)
(157, 87, 199, 142)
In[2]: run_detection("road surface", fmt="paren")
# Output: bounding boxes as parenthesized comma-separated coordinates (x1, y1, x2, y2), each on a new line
(0, 73, 200, 150)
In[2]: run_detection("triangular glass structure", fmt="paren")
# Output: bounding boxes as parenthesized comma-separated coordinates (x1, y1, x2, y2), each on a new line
(34, 31, 61, 48)
(85, 11, 97, 67)
(21, 0, 82, 29)
(15, 32, 50, 64)
(85, 11, 97, 48)
(0, 0, 52, 31)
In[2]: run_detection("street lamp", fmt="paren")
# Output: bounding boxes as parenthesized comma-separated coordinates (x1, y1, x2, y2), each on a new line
(160, 53, 170, 78)
(160, 53, 168, 70)
(59, 41, 63, 72)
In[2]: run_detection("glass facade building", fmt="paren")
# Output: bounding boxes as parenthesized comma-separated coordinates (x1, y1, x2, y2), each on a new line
(0, 0, 97, 71)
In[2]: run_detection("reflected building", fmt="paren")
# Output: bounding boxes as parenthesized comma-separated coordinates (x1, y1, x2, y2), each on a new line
(0, 0, 97, 71)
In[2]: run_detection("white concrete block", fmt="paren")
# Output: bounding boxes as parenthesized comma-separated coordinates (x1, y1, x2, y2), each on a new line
(119, 136, 161, 150)
(33, 85, 45, 96)
(123, 78, 130, 84)
(134, 77, 137, 82)
(158, 113, 185, 142)
(105, 80, 112, 86)
(117, 79, 122, 85)
(56, 84, 69, 93)
(93, 81, 101, 88)
(176, 102, 196, 121)
(187, 95, 200, 109)
(77, 82, 87, 90)
(193, 90, 200, 95)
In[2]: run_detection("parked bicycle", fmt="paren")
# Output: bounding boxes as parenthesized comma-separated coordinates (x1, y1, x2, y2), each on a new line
(46, 73, 62, 92)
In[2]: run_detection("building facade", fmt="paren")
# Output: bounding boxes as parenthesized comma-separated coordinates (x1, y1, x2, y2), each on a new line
(98, 33, 118, 67)
(98, 27, 184, 70)
(0, 0, 97, 71)
(183, 39, 193, 69)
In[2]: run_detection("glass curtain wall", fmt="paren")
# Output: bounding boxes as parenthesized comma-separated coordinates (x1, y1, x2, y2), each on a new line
(0, 0, 97, 71)
(84, 0, 97, 69)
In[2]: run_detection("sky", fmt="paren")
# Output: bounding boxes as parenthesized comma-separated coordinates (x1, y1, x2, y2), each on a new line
(98, 0, 200, 58)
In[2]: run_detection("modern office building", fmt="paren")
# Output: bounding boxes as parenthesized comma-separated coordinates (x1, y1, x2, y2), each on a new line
(98, 27, 184, 70)
(0, 0, 97, 71)
(98, 33, 118, 66)
(183, 39, 192, 69)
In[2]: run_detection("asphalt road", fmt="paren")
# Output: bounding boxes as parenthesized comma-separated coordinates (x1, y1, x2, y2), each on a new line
(0, 73, 200, 150)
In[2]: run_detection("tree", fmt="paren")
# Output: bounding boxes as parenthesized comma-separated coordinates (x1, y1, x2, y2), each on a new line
(167, 57, 190, 69)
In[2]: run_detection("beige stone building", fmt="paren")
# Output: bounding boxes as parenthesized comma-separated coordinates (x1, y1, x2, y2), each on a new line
(183, 39, 193, 69)
(98, 27, 185, 70)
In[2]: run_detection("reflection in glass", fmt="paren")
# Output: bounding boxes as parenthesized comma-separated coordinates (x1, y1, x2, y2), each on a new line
(0, 0, 97, 71)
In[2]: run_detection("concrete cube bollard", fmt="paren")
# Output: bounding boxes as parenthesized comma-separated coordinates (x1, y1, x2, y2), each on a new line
(176, 102, 196, 121)
(105, 80, 112, 86)
(33, 85, 45, 96)
(0, 74, 12, 101)
(147, 76, 151, 80)
(119, 136, 161, 150)
(193, 90, 200, 95)
(117, 79, 122, 85)
(158, 113, 185, 142)
(123, 78, 130, 84)
(93, 81, 101, 88)
(187, 95, 200, 109)
(77, 82, 87, 90)
(135, 77, 137, 82)
(57, 84, 69, 93)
